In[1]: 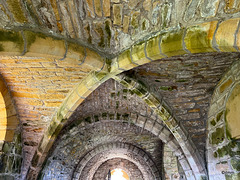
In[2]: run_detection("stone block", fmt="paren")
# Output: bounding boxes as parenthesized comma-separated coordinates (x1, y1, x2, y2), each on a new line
(6, 0, 27, 23)
(123, 16, 130, 33)
(86, 0, 95, 17)
(118, 50, 137, 70)
(94, 0, 102, 17)
(145, 36, 165, 60)
(185, 21, 217, 53)
(131, 41, 150, 65)
(200, 0, 220, 18)
(102, 0, 110, 17)
(84, 48, 106, 72)
(224, 0, 240, 13)
(152, 122, 163, 136)
(144, 118, 154, 131)
(113, 4, 122, 26)
(0, 29, 24, 56)
(24, 31, 66, 58)
(160, 29, 187, 57)
(215, 18, 239, 52)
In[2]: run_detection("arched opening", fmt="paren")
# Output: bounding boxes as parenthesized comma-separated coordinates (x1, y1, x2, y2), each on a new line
(0, 77, 18, 142)
(110, 168, 129, 180)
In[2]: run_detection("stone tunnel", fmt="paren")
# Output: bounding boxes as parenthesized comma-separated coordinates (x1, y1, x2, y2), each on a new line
(0, 0, 240, 179)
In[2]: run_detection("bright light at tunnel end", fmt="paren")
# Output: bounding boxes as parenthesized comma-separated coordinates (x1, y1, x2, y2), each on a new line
(111, 168, 129, 180)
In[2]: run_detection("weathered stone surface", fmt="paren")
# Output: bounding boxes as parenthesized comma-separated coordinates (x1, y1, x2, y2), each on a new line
(1, 1, 240, 179)
(200, 0, 220, 18)
(161, 29, 186, 57)
(215, 18, 240, 52)
(226, 84, 240, 139)
(185, 21, 217, 53)
(113, 4, 122, 26)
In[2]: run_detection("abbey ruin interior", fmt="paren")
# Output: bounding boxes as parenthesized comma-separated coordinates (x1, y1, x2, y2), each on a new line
(0, 0, 240, 179)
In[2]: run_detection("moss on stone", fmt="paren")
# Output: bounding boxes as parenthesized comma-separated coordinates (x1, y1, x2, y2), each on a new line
(96, 25, 105, 48)
(131, 12, 139, 29)
(2, 142, 10, 153)
(176, 79, 188, 83)
(105, 58, 112, 72)
(95, 72, 107, 81)
(160, 86, 176, 91)
(117, 113, 121, 120)
(0, 44, 4, 51)
(145, 98, 154, 107)
(123, 113, 129, 120)
(94, 115, 99, 122)
(161, 29, 185, 56)
(105, 20, 111, 47)
(85, 23, 92, 44)
(136, 85, 147, 95)
(6, 0, 27, 23)
(216, 111, 224, 122)
(0, 30, 24, 49)
(225, 173, 240, 180)
(210, 119, 216, 126)
(185, 27, 214, 53)
(142, 20, 146, 31)
(211, 127, 225, 145)
(116, 101, 119, 109)
(85, 117, 91, 123)
(217, 146, 228, 157)
(231, 158, 240, 171)
(102, 113, 107, 118)
(225, 109, 232, 140)
(111, 92, 115, 97)
(24, 31, 49, 49)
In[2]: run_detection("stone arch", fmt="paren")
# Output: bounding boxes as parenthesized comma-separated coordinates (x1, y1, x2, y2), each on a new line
(92, 158, 139, 180)
(0, 75, 18, 142)
(38, 120, 164, 179)
(0, 74, 22, 179)
(22, 17, 240, 179)
(29, 75, 202, 179)
(112, 75, 206, 179)
(207, 60, 240, 179)
(72, 142, 160, 180)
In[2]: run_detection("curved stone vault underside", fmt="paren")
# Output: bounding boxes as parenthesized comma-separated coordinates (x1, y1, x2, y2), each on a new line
(40, 121, 163, 180)
(1, 0, 240, 179)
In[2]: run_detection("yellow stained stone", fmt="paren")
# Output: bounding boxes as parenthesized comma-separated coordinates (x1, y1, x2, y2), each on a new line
(84, 48, 107, 72)
(66, 43, 85, 61)
(0, 30, 24, 55)
(146, 36, 165, 60)
(123, 16, 130, 33)
(24, 31, 66, 58)
(216, 19, 240, 52)
(94, 0, 102, 17)
(226, 84, 240, 139)
(118, 50, 137, 70)
(131, 42, 150, 65)
(220, 78, 233, 93)
(103, 0, 110, 17)
(185, 21, 217, 53)
(160, 29, 187, 57)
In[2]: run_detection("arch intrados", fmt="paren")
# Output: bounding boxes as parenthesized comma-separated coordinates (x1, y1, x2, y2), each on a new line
(27, 18, 240, 178)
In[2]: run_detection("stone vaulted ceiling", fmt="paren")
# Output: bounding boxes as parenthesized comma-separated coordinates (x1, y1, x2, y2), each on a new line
(0, 0, 240, 180)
